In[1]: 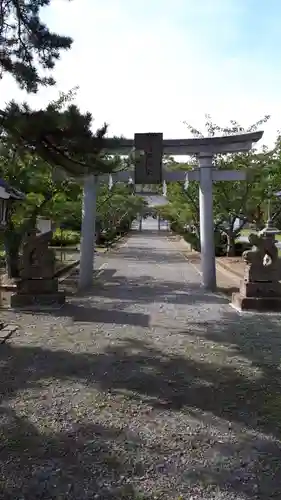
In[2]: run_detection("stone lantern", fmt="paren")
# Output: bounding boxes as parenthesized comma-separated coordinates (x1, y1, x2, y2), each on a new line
(0, 180, 25, 314)
(0, 179, 25, 228)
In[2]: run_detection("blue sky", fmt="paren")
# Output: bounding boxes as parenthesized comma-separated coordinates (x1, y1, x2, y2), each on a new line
(1, 0, 281, 147)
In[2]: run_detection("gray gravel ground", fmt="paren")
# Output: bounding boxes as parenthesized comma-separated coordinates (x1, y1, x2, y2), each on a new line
(1, 222, 281, 499)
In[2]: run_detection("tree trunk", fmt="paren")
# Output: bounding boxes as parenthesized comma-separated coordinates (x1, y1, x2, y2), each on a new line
(4, 231, 22, 279)
(5, 248, 20, 279)
(193, 223, 200, 239)
(254, 206, 264, 231)
(255, 218, 264, 231)
(226, 232, 236, 257)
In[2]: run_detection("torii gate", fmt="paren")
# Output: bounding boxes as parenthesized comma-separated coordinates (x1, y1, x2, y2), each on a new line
(79, 131, 263, 291)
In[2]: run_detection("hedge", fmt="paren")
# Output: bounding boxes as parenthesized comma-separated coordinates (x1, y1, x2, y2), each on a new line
(50, 229, 81, 247)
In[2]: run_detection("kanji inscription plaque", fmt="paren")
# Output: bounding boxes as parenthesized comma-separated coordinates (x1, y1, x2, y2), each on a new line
(134, 133, 163, 184)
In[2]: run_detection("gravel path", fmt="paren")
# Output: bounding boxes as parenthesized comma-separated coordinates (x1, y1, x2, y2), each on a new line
(0, 224, 281, 499)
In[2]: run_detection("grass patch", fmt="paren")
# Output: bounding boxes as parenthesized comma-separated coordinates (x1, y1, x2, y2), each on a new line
(240, 228, 281, 241)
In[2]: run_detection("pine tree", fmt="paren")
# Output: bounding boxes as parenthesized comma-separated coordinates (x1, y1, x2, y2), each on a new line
(0, 1, 121, 176)
(0, 0, 72, 92)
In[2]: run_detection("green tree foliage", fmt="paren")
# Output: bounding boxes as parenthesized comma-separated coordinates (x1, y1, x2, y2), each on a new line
(266, 134, 281, 229)
(0, 87, 123, 271)
(0, 0, 72, 92)
(0, 0, 121, 177)
(212, 149, 271, 255)
(0, 94, 121, 177)
(96, 182, 147, 242)
(160, 180, 199, 232)
(0, 1, 139, 277)
(0, 143, 145, 277)
(0, 145, 82, 276)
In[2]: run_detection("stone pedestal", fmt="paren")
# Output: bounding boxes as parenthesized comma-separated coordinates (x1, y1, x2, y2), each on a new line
(10, 277, 65, 308)
(232, 282, 281, 312)
(10, 278, 65, 307)
(231, 224, 281, 312)
(10, 290, 65, 308)
(232, 293, 281, 312)
(9, 229, 65, 309)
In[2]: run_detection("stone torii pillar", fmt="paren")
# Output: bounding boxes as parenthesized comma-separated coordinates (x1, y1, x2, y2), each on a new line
(185, 136, 263, 290)
(198, 154, 216, 290)
(79, 174, 98, 289)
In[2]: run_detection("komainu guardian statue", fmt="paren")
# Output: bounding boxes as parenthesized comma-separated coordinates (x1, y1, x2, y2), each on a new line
(232, 225, 281, 311)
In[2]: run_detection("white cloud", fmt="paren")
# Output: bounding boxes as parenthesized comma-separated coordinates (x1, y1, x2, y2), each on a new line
(0, 0, 280, 149)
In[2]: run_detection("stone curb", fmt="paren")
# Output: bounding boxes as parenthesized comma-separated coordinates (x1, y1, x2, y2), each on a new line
(216, 259, 243, 280)
(215, 261, 241, 286)
(56, 260, 80, 280)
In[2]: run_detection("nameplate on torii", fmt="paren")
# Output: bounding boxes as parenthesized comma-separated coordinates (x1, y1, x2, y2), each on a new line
(185, 169, 246, 183)
(134, 132, 163, 185)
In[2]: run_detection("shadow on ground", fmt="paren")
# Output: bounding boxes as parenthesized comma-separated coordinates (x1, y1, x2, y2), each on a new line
(65, 270, 226, 305)
(58, 303, 150, 327)
(0, 405, 156, 499)
(16, 271, 228, 325)
(1, 309, 281, 498)
(179, 309, 281, 375)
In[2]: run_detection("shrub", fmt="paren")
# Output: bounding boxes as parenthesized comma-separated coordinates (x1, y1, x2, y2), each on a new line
(234, 241, 252, 256)
(50, 229, 80, 247)
(170, 221, 184, 234)
(119, 219, 131, 233)
(97, 219, 132, 246)
(97, 229, 117, 246)
(183, 231, 200, 251)
(214, 230, 227, 256)
(171, 223, 228, 256)
(60, 220, 81, 231)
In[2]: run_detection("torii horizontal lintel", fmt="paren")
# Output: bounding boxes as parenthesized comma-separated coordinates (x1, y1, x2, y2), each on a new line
(103, 131, 263, 155)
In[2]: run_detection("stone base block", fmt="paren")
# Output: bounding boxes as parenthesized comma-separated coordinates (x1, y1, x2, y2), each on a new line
(240, 281, 281, 298)
(20, 267, 56, 279)
(16, 278, 59, 294)
(232, 292, 281, 312)
(10, 292, 65, 308)
(244, 266, 279, 283)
